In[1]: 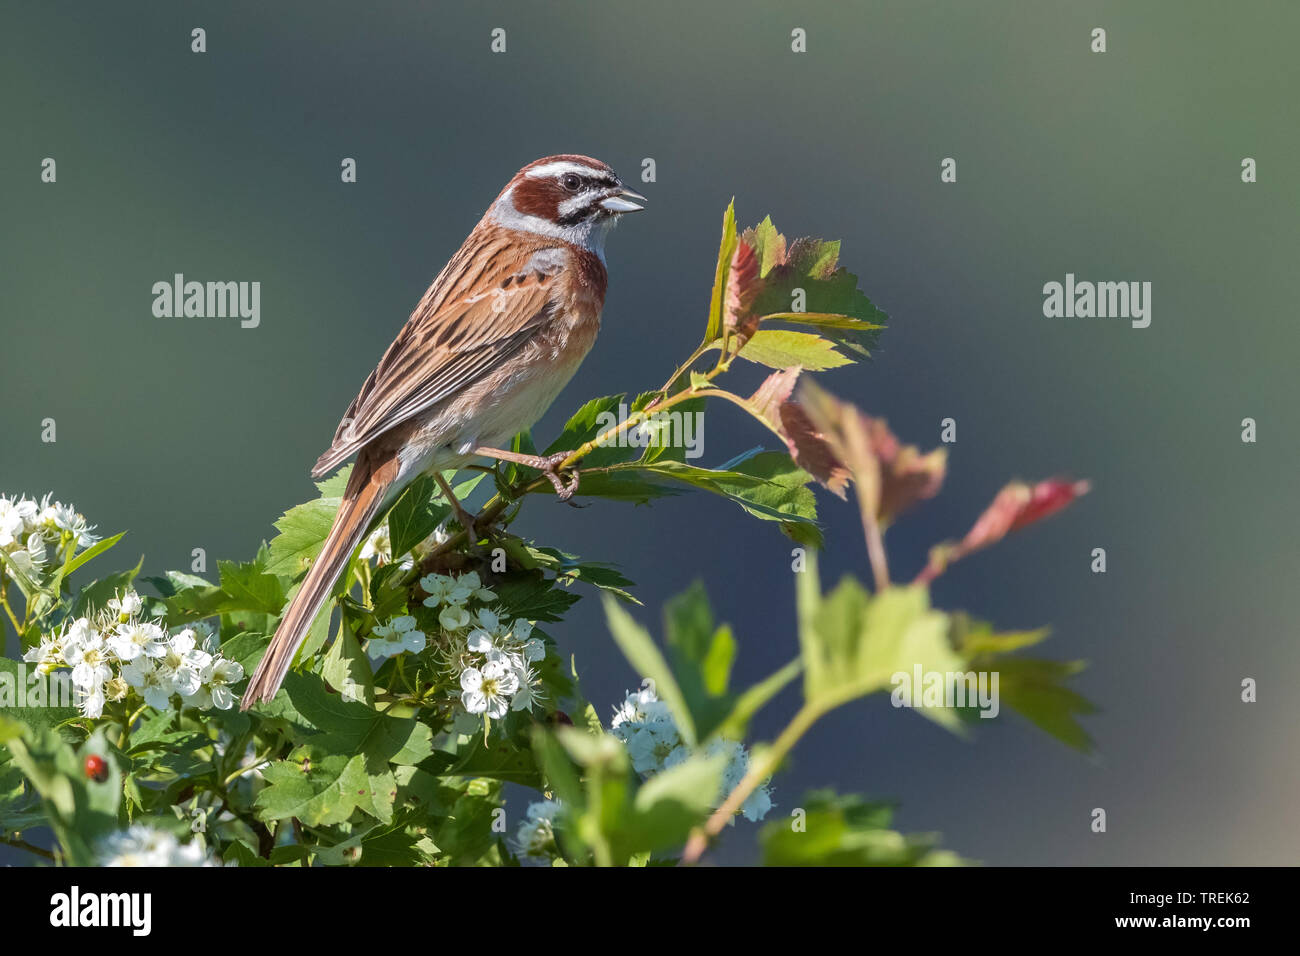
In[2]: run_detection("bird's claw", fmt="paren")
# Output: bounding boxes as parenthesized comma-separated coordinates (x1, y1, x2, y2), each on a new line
(540, 452, 580, 501)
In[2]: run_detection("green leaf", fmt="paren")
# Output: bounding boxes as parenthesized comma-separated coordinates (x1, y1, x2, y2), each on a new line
(387, 471, 484, 558)
(321, 622, 374, 707)
(254, 753, 372, 826)
(702, 201, 739, 344)
(423, 732, 542, 788)
(660, 583, 737, 740)
(526, 546, 639, 603)
(491, 570, 581, 623)
(706, 451, 822, 547)
(0, 549, 51, 602)
(544, 394, 636, 468)
(568, 471, 683, 504)
(55, 532, 125, 583)
(278, 672, 433, 766)
(949, 613, 1050, 657)
(759, 311, 885, 332)
(715, 658, 802, 740)
(637, 396, 707, 465)
(747, 215, 786, 276)
(624, 752, 726, 853)
(732, 329, 852, 371)
(602, 596, 696, 747)
(761, 790, 967, 866)
(986, 657, 1096, 752)
(216, 559, 288, 615)
(264, 497, 339, 578)
(70, 557, 143, 618)
(798, 555, 963, 731)
(0, 658, 79, 731)
(741, 220, 888, 358)
(313, 464, 354, 498)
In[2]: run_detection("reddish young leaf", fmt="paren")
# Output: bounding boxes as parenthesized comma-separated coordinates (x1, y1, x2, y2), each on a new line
(917, 478, 1090, 583)
(745, 369, 849, 498)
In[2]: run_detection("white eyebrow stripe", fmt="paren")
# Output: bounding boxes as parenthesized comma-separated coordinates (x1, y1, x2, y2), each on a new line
(524, 160, 608, 180)
(557, 189, 603, 217)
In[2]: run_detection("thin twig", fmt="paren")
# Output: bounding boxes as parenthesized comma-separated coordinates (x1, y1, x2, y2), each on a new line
(0, 834, 56, 861)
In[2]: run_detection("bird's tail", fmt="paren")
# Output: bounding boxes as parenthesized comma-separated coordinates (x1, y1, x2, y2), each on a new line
(240, 454, 397, 710)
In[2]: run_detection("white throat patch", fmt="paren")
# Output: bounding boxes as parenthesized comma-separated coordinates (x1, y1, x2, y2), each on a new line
(488, 186, 615, 261)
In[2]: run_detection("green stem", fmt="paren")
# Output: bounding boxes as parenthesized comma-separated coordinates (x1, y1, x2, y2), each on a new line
(222, 747, 277, 788)
(0, 834, 56, 861)
(682, 702, 824, 864)
(0, 583, 24, 639)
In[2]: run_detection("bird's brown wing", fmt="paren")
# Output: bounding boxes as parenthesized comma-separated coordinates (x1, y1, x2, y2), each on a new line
(312, 235, 566, 477)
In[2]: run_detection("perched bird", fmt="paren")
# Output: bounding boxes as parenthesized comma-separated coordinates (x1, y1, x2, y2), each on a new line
(241, 155, 645, 708)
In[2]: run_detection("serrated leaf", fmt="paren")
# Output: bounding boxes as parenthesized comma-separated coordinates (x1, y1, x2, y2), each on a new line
(264, 497, 339, 579)
(254, 753, 370, 826)
(798, 555, 962, 731)
(760, 789, 967, 866)
(989, 657, 1096, 752)
(702, 201, 739, 344)
(734, 329, 852, 371)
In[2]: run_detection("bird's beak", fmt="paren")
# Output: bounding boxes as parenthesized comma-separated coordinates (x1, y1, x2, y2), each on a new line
(600, 186, 647, 214)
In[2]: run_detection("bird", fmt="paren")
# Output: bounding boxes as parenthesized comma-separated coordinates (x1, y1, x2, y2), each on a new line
(241, 154, 645, 709)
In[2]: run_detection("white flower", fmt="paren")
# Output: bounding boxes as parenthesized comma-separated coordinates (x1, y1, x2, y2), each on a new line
(509, 665, 540, 712)
(437, 604, 471, 631)
(107, 620, 166, 662)
(473, 607, 506, 635)
(359, 525, 393, 563)
(459, 658, 519, 719)
(107, 590, 142, 619)
(39, 499, 98, 548)
(454, 571, 496, 603)
(63, 632, 112, 692)
(22, 632, 65, 674)
(195, 658, 245, 710)
(0, 496, 38, 547)
(465, 629, 498, 655)
(98, 825, 214, 867)
(513, 800, 563, 860)
(420, 570, 495, 609)
(11, 532, 47, 572)
(77, 686, 106, 719)
(521, 637, 545, 663)
(147, 630, 210, 701)
(741, 785, 773, 822)
(366, 615, 426, 662)
(122, 658, 174, 710)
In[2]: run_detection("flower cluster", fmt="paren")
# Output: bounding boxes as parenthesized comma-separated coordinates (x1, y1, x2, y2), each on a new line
(98, 824, 215, 867)
(358, 520, 451, 571)
(23, 589, 244, 718)
(611, 686, 773, 822)
(0, 493, 98, 577)
(419, 570, 546, 720)
(513, 799, 563, 860)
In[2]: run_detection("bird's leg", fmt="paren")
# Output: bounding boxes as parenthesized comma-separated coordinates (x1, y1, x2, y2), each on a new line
(472, 446, 581, 501)
(433, 472, 483, 552)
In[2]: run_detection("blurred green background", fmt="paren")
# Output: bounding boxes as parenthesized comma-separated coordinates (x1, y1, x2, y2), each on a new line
(3, 1, 1297, 864)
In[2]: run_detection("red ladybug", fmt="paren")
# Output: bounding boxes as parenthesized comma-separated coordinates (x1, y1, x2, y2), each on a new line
(84, 755, 108, 783)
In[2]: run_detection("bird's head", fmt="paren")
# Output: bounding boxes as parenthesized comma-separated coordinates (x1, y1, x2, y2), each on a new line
(489, 154, 646, 256)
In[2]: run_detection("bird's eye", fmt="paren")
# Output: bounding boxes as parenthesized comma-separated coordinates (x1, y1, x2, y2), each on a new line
(561, 173, 582, 191)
